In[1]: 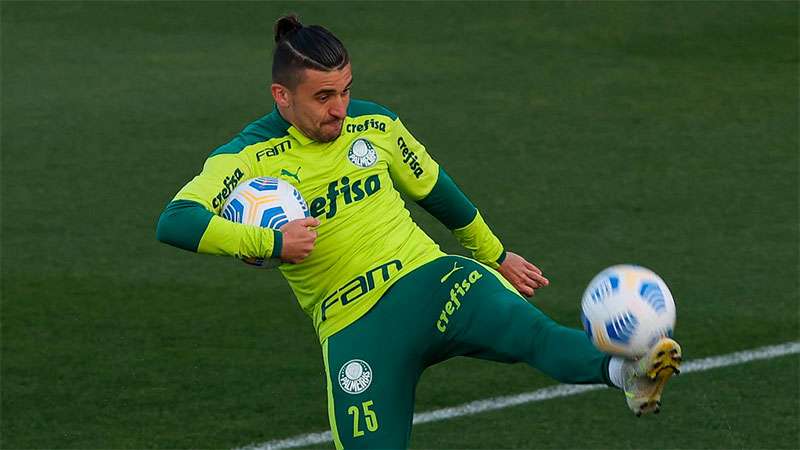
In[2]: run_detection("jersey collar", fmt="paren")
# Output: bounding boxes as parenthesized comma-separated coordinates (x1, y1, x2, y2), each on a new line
(288, 126, 315, 146)
(272, 105, 316, 146)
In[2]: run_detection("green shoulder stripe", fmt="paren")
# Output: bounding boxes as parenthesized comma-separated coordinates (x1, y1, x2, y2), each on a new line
(347, 99, 398, 120)
(209, 108, 292, 158)
(417, 167, 477, 230)
(156, 199, 214, 252)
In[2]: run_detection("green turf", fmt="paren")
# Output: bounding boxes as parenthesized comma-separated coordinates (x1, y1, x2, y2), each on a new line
(2, 1, 797, 449)
(409, 356, 800, 450)
(301, 355, 800, 449)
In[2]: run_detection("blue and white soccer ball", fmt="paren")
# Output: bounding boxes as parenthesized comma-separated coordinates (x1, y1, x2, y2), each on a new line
(221, 177, 309, 268)
(580, 265, 676, 358)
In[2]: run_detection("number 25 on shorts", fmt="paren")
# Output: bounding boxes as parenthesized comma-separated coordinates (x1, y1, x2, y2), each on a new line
(347, 400, 379, 437)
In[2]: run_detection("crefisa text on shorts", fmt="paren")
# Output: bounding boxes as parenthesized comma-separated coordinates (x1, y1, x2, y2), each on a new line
(436, 270, 483, 333)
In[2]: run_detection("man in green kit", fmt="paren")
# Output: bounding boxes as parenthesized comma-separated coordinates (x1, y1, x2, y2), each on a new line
(156, 14, 682, 449)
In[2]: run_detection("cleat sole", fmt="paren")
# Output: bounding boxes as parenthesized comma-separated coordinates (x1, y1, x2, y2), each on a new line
(625, 338, 683, 417)
(644, 340, 682, 407)
(645, 340, 682, 380)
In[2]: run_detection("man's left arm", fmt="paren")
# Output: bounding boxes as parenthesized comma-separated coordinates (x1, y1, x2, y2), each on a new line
(387, 119, 548, 296)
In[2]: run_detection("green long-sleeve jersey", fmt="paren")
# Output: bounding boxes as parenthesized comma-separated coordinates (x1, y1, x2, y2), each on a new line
(157, 99, 506, 342)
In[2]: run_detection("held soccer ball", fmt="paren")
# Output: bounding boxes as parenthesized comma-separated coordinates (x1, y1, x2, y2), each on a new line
(580, 265, 676, 358)
(221, 177, 309, 268)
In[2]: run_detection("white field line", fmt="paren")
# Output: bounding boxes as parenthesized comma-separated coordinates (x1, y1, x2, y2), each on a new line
(236, 341, 800, 450)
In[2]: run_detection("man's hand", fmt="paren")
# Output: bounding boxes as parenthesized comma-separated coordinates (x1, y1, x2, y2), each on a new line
(497, 251, 550, 297)
(279, 217, 320, 264)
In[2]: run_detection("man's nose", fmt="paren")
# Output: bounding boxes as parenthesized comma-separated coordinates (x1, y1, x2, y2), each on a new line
(329, 96, 346, 119)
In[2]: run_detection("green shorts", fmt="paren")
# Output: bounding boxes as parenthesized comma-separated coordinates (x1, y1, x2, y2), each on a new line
(322, 255, 610, 449)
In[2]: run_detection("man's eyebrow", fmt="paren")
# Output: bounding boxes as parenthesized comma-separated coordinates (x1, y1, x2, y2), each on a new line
(313, 78, 353, 97)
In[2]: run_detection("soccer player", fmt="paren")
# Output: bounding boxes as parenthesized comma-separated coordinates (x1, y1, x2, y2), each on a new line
(156, 15, 682, 449)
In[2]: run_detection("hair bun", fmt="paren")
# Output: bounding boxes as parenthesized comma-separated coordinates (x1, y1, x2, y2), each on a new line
(274, 14, 303, 43)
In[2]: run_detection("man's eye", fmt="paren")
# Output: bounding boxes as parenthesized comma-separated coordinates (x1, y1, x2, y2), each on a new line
(318, 95, 329, 102)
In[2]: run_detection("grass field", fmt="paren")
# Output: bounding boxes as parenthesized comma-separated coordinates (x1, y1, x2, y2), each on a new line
(2, 1, 798, 449)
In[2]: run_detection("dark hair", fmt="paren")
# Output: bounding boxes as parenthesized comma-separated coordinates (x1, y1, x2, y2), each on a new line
(272, 14, 349, 88)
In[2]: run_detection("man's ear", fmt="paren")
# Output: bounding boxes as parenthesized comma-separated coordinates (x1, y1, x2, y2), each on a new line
(271, 83, 291, 108)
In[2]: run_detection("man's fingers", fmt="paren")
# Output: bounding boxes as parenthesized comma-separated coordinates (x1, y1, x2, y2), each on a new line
(526, 276, 543, 290)
(524, 260, 542, 275)
(280, 217, 320, 231)
(531, 271, 549, 287)
(300, 217, 321, 228)
(278, 217, 320, 264)
(522, 268, 549, 287)
(498, 253, 547, 297)
(512, 272, 538, 293)
(517, 281, 534, 297)
(524, 283, 535, 297)
(279, 217, 321, 235)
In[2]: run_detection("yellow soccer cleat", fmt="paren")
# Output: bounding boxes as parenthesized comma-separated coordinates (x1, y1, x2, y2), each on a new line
(622, 338, 682, 416)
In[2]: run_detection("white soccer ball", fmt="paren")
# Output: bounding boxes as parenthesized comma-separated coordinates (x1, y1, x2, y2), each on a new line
(221, 177, 309, 268)
(580, 265, 676, 358)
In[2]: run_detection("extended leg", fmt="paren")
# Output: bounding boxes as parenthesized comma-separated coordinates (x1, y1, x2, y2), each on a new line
(435, 257, 611, 385)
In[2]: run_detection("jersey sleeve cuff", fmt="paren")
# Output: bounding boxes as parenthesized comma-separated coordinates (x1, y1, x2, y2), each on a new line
(271, 229, 283, 259)
(452, 211, 505, 268)
(496, 250, 508, 266)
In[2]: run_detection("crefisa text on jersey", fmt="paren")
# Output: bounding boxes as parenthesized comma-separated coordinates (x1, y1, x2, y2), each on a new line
(212, 168, 245, 208)
(346, 118, 386, 133)
(397, 137, 424, 178)
(309, 175, 381, 219)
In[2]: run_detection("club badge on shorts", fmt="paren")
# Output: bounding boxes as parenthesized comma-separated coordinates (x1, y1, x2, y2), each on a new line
(338, 359, 373, 394)
(348, 138, 378, 168)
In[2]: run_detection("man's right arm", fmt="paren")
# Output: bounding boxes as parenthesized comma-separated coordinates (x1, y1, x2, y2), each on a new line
(155, 153, 283, 260)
